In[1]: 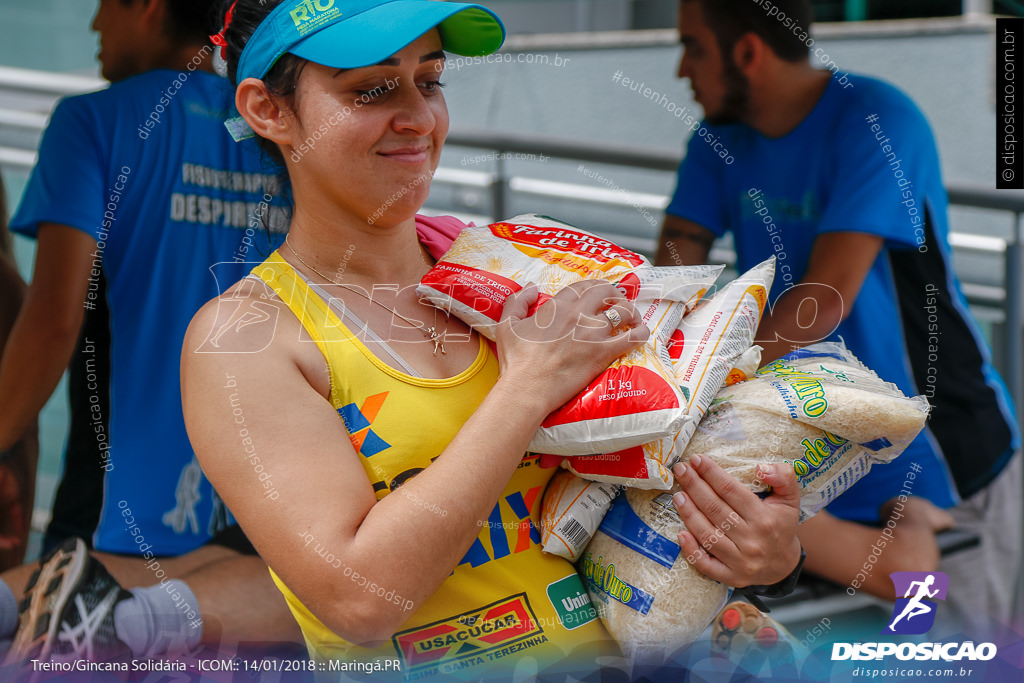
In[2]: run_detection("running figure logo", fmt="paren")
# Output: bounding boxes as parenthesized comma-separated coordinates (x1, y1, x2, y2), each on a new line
(884, 571, 949, 635)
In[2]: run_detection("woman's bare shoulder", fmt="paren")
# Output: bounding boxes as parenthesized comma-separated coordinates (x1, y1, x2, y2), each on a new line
(185, 276, 295, 356)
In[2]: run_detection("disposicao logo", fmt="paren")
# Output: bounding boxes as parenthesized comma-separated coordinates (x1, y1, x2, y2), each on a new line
(885, 571, 948, 635)
(831, 571, 997, 663)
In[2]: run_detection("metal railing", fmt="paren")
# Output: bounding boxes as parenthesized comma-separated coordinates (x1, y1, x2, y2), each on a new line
(2, 113, 1019, 416)
(0, 65, 104, 96)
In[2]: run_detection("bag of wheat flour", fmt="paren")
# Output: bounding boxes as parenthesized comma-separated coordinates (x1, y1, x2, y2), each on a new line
(418, 214, 724, 455)
(418, 214, 721, 340)
(725, 345, 762, 387)
(562, 260, 774, 485)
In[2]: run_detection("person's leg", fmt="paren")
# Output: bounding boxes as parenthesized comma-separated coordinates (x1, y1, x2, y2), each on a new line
(0, 542, 234, 603)
(0, 562, 38, 600)
(106, 542, 300, 652)
(0, 434, 38, 573)
(0, 538, 243, 648)
(5, 529, 300, 661)
(936, 452, 1022, 638)
(95, 544, 243, 590)
(181, 553, 302, 645)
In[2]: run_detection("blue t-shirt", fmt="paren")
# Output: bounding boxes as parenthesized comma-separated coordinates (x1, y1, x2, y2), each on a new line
(667, 74, 1019, 522)
(12, 70, 286, 554)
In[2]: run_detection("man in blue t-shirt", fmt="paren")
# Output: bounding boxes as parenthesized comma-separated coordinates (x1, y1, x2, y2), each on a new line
(656, 0, 1021, 633)
(0, 0, 299, 664)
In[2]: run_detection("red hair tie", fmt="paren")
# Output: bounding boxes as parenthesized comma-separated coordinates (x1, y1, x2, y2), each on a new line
(210, 0, 239, 61)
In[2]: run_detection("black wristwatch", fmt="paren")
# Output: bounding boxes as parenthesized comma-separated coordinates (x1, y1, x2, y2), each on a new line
(743, 545, 806, 600)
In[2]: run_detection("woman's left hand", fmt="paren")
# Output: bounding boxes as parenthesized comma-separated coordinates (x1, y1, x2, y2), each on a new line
(672, 454, 801, 587)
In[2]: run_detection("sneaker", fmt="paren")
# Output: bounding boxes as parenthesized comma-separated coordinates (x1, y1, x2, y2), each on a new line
(711, 600, 805, 664)
(4, 537, 131, 664)
(2, 538, 75, 665)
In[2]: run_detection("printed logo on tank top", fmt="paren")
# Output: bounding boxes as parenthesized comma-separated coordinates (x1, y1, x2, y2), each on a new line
(391, 593, 548, 675)
(341, 385, 545, 570)
(338, 392, 392, 457)
(457, 485, 543, 570)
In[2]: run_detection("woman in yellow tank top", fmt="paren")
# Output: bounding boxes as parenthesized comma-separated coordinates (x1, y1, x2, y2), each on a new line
(181, 0, 803, 679)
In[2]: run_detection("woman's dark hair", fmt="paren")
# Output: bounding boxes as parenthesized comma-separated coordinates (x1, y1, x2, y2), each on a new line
(218, 0, 306, 233)
(219, 0, 307, 168)
(682, 0, 814, 63)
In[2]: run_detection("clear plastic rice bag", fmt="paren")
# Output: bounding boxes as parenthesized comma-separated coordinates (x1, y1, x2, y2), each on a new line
(580, 487, 730, 661)
(683, 341, 931, 520)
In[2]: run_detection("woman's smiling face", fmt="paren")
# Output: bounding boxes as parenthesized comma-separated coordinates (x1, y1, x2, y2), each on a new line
(283, 30, 449, 226)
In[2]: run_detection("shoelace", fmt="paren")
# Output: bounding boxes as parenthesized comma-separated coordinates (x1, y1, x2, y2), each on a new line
(56, 589, 121, 661)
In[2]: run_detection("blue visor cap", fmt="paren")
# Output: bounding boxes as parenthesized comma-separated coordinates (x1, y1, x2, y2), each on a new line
(237, 0, 506, 83)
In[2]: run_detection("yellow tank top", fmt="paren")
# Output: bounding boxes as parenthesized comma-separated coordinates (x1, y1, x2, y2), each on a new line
(251, 252, 612, 678)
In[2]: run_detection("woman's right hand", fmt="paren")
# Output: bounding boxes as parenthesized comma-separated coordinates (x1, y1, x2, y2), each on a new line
(493, 280, 649, 415)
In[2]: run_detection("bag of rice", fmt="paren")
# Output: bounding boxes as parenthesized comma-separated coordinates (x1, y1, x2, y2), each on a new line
(683, 341, 930, 520)
(726, 341, 929, 453)
(580, 487, 730, 661)
(418, 214, 725, 456)
(540, 469, 622, 561)
(561, 260, 774, 486)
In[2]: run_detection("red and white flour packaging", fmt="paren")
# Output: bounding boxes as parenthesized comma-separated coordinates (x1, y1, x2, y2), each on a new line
(530, 337, 689, 455)
(561, 426, 693, 490)
(563, 259, 775, 488)
(673, 257, 774, 422)
(540, 469, 622, 561)
(417, 214, 720, 340)
(417, 214, 724, 455)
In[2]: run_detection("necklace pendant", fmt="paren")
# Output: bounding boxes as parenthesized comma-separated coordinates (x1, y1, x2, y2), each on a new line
(426, 327, 446, 356)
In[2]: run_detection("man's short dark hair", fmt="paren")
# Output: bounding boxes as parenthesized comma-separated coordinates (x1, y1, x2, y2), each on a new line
(165, 0, 221, 42)
(682, 0, 814, 62)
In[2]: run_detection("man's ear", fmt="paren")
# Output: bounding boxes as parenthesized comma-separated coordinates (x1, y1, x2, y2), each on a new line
(137, 0, 167, 38)
(236, 78, 296, 147)
(732, 32, 766, 76)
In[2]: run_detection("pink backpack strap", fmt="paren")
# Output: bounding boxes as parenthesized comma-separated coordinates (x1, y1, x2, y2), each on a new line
(415, 214, 470, 261)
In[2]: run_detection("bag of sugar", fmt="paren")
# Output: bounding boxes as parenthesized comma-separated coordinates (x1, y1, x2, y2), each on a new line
(540, 469, 622, 561)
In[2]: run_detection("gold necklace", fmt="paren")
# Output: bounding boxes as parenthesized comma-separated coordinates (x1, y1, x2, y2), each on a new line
(284, 236, 447, 355)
